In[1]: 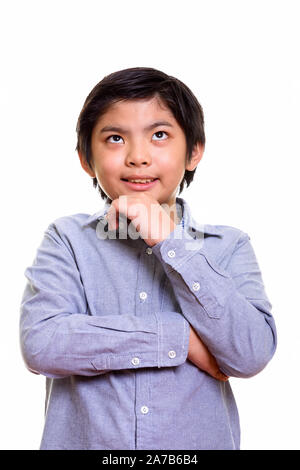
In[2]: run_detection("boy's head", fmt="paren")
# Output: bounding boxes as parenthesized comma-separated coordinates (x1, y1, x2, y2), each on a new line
(76, 67, 205, 207)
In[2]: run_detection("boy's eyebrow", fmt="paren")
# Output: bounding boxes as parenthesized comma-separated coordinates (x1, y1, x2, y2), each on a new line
(99, 121, 174, 134)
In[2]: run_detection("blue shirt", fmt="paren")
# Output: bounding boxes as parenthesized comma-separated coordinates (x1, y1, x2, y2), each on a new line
(19, 196, 277, 450)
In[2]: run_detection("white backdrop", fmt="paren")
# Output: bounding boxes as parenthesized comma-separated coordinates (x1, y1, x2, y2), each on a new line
(0, 0, 299, 450)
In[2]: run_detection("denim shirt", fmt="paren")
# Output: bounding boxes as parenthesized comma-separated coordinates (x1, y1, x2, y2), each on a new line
(19, 196, 277, 450)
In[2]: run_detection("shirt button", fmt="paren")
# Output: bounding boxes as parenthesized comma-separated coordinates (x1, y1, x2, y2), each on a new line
(139, 291, 147, 301)
(192, 282, 200, 291)
(146, 247, 152, 255)
(167, 249, 176, 258)
(131, 357, 140, 366)
(141, 406, 149, 414)
(168, 350, 176, 359)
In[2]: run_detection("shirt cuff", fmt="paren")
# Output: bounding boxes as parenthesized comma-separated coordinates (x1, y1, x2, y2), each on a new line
(151, 223, 234, 319)
(155, 310, 190, 368)
(91, 311, 190, 371)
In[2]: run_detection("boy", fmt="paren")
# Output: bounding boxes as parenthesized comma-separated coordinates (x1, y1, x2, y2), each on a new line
(19, 67, 277, 450)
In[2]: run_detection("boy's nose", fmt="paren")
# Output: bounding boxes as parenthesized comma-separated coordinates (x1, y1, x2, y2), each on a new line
(125, 146, 152, 166)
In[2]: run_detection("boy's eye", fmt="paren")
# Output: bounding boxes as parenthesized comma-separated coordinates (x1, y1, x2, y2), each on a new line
(106, 135, 124, 144)
(152, 131, 168, 141)
(106, 131, 168, 144)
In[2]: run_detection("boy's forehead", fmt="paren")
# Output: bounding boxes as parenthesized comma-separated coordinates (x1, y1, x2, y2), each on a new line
(99, 96, 174, 122)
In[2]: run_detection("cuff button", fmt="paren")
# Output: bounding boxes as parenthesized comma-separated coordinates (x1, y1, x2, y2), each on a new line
(131, 357, 140, 365)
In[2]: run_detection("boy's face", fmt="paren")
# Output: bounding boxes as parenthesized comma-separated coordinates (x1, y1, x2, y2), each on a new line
(79, 96, 204, 208)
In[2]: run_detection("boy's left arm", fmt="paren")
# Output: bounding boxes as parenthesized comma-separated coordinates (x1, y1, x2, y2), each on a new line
(151, 225, 277, 379)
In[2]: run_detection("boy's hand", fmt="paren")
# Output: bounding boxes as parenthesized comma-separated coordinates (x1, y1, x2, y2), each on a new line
(105, 194, 177, 246)
(188, 325, 229, 382)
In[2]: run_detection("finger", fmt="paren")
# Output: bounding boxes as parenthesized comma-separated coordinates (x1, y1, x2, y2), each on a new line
(215, 370, 229, 382)
(205, 363, 229, 381)
(105, 211, 119, 230)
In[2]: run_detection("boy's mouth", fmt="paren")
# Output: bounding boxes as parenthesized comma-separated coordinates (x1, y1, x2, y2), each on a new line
(121, 178, 159, 190)
(121, 178, 158, 183)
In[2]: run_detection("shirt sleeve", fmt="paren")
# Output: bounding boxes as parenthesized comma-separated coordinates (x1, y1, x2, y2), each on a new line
(151, 224, 277, 378)
(19, 224, 190, 379)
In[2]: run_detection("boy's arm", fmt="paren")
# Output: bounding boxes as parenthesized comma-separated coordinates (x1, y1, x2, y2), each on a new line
(188, 325, 229, 381)
(19, 225, 190, 379)
(151, 226, 277, 378)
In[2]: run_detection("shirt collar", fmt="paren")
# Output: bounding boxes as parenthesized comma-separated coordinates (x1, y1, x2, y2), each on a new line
(82, 199, 112, 227)
(81, 196, 220, 236)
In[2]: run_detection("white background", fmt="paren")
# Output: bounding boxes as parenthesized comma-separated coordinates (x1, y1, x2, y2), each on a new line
(0, 0, 299, 450)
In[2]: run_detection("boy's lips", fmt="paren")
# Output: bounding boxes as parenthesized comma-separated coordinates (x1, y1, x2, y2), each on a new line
(121, 178, 159, 191)
(121, 174, 158, 180)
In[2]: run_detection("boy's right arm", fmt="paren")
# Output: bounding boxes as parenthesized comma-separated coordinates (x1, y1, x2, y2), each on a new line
(19, 225, 190, 379)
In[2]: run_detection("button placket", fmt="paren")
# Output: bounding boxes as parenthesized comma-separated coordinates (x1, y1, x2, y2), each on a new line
(135, 242, 155, 447)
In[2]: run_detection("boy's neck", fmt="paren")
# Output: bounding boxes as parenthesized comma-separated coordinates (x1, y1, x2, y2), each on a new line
(164, 197, 182, 226)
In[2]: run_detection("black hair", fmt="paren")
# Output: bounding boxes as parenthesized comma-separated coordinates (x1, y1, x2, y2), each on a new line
(75, 67, 205, 203)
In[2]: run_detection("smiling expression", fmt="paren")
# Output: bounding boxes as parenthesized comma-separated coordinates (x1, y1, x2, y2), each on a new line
(78, 96, 204, 209)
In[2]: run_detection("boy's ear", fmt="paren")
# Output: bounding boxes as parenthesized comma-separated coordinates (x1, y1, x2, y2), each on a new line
(185, 142, 205, 172)
(78, 151, 96, 178)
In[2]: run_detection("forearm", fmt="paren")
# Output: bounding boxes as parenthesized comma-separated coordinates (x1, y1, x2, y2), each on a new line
(187, 324, 229, 381)
(20, 281, 190, 378)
